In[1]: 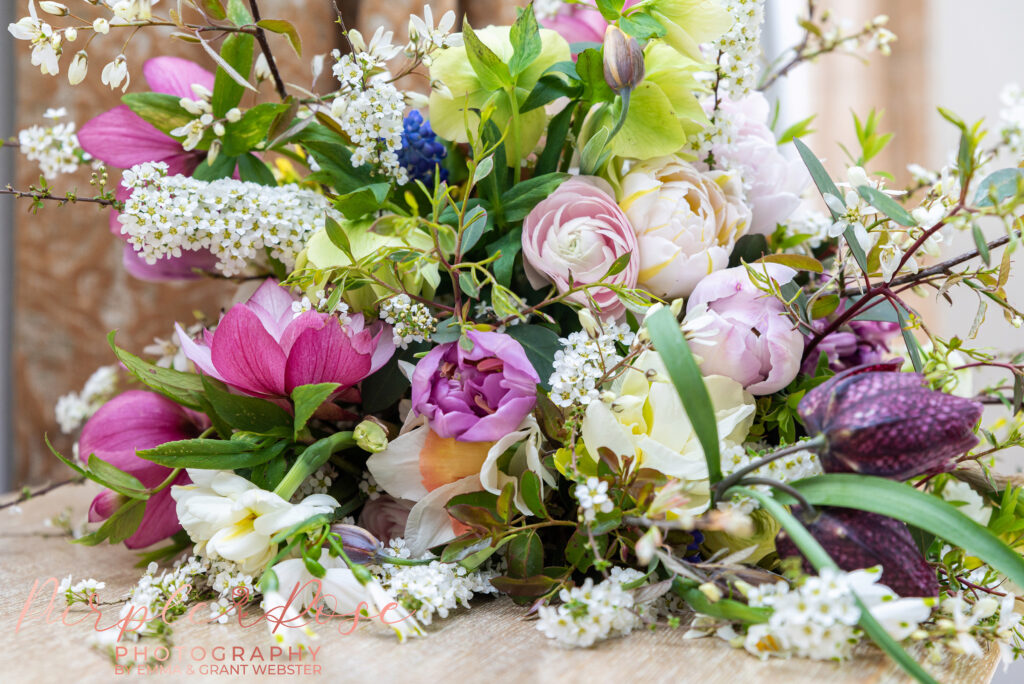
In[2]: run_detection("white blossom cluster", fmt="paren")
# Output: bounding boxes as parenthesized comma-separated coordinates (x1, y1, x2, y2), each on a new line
(18, 108, 85, 179)
(406, 4, 461, 64)
(999, 83, 1024, 158)
(689, 112, 737, 167)
(58, 575, 106, 606)
(330, 28, 407, 184)
(549, 322, 635, 408)
(711, 0, 766, 99)
(144, 321, 204, 371)
(380, 294, 437, 348)
(536, 567, 647, 648)
(118, 162, 339, 276)
(532, 0, 564, 21)
(376, 538, 500, 625)
(719, 442, 822, 514)
(359, 470, 383, 501)
(169, 82, 241, 153)
(291, 463, 338, 502)
(934, 593, 1022, 663)
(55, 365, 118, 434)
(720, 567, 931, 661)
(574, 476, 614, 523)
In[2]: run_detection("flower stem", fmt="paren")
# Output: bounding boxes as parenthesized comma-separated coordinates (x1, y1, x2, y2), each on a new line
(505, 86, 523, 185)
(713, 435, 826, 502)
(273, 431, 355, 500)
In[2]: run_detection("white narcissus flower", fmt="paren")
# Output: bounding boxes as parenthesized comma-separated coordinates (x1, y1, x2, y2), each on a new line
(619, 156, 751, 299)
(101, 54, 129, 92)
(171, 470, 339, 574)
(940, 480, 992, 526)
(580, 350, 754, 516)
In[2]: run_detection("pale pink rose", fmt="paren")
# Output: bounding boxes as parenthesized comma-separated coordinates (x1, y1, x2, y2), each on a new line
(682, 264, 804, 395)
(709, 93, 809, 236)
(358, 495, 414, 543)
(522, 176, 639, 319)
(620, 157, 750, 299)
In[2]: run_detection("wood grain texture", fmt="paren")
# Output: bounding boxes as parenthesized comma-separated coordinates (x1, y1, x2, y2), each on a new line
(0, 483, 1000, 684)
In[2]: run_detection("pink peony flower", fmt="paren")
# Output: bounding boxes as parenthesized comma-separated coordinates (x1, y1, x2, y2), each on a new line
(683, 264, 804, 395)
(707, 94, 809, 236)
(81, 391, 208, 548)
(358, 495, 414, 544)
(522, 176, 639, 320)
(176, 279, 394, 400)
(78, 56, 218, 280)
(411, 330, 540, 443)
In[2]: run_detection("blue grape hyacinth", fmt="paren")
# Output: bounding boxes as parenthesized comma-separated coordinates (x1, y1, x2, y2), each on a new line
(398, 111, 448, 185)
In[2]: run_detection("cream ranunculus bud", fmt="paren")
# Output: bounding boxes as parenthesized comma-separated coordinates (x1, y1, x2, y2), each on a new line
(68, 51, 88, 85)
(620, 156, 751, 299)
(354, 419, 389, 453)
(602, 25, 645, 93)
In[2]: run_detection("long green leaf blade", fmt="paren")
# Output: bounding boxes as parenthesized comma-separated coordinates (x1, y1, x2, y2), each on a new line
(646, 307, 722, 485)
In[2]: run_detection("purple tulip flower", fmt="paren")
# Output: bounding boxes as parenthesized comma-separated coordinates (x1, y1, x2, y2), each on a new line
(777, 507, 939, 597)
(176, 279, 394, 401)
(802, 314, 901, 375)
(81, 391, 208, 548)
(799, 361, 983, 480)
(411, 330, 540, 442)
(78, 56, 218, 281)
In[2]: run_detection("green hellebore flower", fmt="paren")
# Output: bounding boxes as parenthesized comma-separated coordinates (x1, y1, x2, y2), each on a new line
(428, 26, 570, 164)
(647, 0, 734, 61)
(296, 216, 441, 314)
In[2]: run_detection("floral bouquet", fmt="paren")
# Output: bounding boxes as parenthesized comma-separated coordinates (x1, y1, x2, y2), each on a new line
(10, 0, 1024, 679)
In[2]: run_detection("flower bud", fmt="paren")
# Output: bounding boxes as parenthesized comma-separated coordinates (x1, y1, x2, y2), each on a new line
(207, 139, 221, 165)
(68, 51, 88, 86)
(354, 419, 388, 453)
(698, 582, 723, 603)
(64, 27, 78, 42)
(93, 18, 110, 35)
(602, 26, 645, 94)
(328, 523, 381, 565)
(39, 2, 69, 16)
(225, 107, 242, 123)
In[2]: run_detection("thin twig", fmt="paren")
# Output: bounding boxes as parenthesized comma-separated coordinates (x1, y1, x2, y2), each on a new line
(1, 185, 118, 206)
(0, 477, 84, 510)
(248, 0, 288, 100)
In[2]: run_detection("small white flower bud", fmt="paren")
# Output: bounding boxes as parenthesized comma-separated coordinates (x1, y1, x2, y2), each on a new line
(207, 139, 221, 165)
(254, 53, 272, 82)
(225, 108, 242, 123)
(68, 50, 88, 85)
(698, 582, 723, 603)
(213, 121, 225, 137)
(64, 27, 77, 42)
(93, 18, 110, 35)
(39, 2, 69, 16)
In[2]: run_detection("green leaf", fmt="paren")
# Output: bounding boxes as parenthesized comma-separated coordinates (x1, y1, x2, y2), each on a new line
(521, 73, 581, 114)
(893, 302, 924, 373)
(140, 438, 287, 469)
(462, 22, 512, 90)
(460, 205, 491, 255)
(620, 12, 666, 40)
(605, 252, 631, 277)
(536, 102, 576, 175)
(646, 307, 722, 485)
(121, 93, 192, 136)
(324, 215, 353, 259)
(566, 529, 608, 571)
(201, 375, 293, 435)
(225, 0, 253, 25)
(791, 474, 1024, 591)
(108, 331, 205, 409)
(198, 0, 227, 20)
(472, 156, 495, 185)
(291, 383, 340, 437)
(596, 0, 624, 21)
(576, 48, 614, 104)
(607, 81, 687, 160)
(212, 32, 255, 117)
(671, 578, 770, 624)
(733, 485, 938, 684)
(192, 153, 238, 181)
(728, 233, 768, 267)
(778, 114, 816, 145)
(856, 185, 917, 227)
(222, 102, 287, 156)
(756, 253, 824, 273)
(236, 152, 276, 185)
(520, 471, 549, 518)
(501, 172, 570, 222)
(509, 3, 543, 78)
(335, 182, 391, 220)
(361, 353, 411, 413)
(257, 19, 302, 56)
(489, 574, 559, 597)
(441, 537, 495, 563)
(505, 325, 562, 391)
(974, 168, 1024, 208)
(810, 294, 840, 320)
(793, 138, 869, 272)
(507, 530, 544, 578)
(486, 228, 523, 287)
(75, 499, 146, 546)
(88, 455, 146, 494)
(972, 223, 991, 266)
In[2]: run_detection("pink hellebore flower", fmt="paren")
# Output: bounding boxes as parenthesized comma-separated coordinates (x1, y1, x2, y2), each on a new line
(78, 56, 218, 280)
(541, 0, 640, 45)
(176, 280, 394, 400)
(81, 391, 208, 549)
(683, 264, 805, 395)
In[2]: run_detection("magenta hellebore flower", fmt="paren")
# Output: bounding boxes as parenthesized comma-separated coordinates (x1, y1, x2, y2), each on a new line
(81, 390, 208, 549)
(799, 361, 983, 480)
(176, 279, 394, 400)
(776, 507, 939, 598)
(541, 0, 640, 45)
(78, 56, 218, 280)
(411, 330, 540, 442)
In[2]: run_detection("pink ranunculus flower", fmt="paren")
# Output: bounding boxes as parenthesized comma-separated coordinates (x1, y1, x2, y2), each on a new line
(78, 56, 218, 281)
(82, 390, 208, 549)
(358, 495, 414, 544)
(540, 0, 640, 45)
(682, 264, 804, 395)
(411, 330, 540, 443)
(176, 279, 394, 401)
(708, 93, 810, 236)
(522, 176, 639, 320)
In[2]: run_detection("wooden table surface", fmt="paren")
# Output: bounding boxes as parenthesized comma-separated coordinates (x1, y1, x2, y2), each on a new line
(0, 482, 1000, 684)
